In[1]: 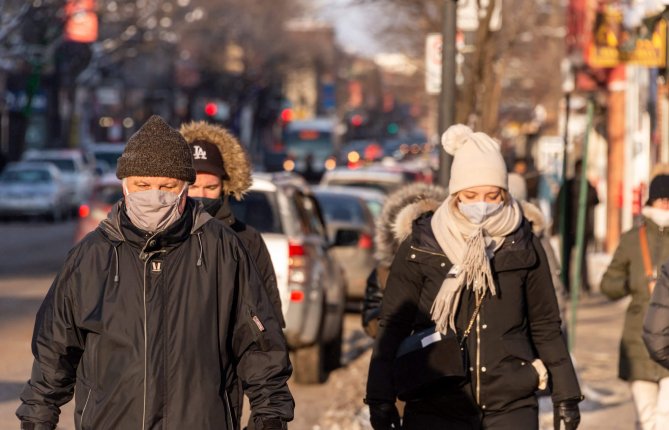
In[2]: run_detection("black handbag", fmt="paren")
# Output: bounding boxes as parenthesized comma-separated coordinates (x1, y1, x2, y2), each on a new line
(393, 293, 483, 401)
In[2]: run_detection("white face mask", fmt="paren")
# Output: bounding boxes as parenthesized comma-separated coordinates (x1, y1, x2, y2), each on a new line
(124, 184, 187, 233)
(458, 201, 503, 224)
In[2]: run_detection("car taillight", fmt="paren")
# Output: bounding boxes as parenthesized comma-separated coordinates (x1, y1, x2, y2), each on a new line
(288, 241, 307, 298)
(358, 233, 373, 250)
(78, 204, 90, 218)
(290, 290, 305, 302)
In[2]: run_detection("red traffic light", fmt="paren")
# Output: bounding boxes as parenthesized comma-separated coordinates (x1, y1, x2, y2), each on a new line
(280, 108, 293, 123)
(204, 102, 218, 117)
(351, 114, 363, 127)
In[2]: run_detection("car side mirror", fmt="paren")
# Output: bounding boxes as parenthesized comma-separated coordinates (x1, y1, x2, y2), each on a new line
(332, 228, 361, 247)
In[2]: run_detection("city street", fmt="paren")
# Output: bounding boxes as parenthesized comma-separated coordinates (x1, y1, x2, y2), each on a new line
(0, 220, 638, 429)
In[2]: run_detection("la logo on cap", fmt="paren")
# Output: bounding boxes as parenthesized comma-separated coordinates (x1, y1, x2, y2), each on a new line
(193, 145, 207, 160)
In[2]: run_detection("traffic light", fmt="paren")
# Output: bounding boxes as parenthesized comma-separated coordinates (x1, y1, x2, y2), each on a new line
(350, 114, 363, 127)
(201, 100, 229, 121)
(204, 102, 218, 117)
(386, 122, 399, 135)
(280, 108, 293, 123)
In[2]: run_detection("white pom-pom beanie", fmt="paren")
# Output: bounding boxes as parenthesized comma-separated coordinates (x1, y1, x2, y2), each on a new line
(441, 124, 507, 194)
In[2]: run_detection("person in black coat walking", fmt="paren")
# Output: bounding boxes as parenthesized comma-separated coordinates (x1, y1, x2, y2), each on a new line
(365, 125, 582, 430)
(181, 121, 286, 429)
(181, 120, 284, 328)
(16, 115, 293, 430)
(553, 159, 599, 293)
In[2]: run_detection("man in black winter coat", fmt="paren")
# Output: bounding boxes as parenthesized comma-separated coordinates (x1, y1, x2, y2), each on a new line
(181, 120, 284, 328)
(16, 115, 293, 430)
(181, 121, 287, 429)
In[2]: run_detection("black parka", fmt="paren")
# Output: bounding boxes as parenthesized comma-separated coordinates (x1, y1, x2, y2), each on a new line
(17, 200, 294, 430)
(215, 199, 284, 328)
(366, 213, 581, 418)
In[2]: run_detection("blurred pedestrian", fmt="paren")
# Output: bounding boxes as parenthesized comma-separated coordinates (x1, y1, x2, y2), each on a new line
(16, 115, 293, 430)
(513, 159, 540, 201)
(602, 172, 669, 430)
(365, 125, 582, 430)
(553, 159, 600, 294)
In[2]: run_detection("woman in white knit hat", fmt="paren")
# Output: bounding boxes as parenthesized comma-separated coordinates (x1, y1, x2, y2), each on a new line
(365, 125, 582, 429)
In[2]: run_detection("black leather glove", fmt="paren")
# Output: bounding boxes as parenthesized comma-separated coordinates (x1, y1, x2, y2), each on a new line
(553, 398, 581, 430)
(367, 401, 401, 430)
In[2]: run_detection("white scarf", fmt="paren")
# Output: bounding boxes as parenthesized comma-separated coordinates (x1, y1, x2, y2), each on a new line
(642, 206, 669, 228)
(430, 195, 523, 333)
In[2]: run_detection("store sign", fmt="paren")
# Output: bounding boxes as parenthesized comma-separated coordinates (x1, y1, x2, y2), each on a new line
(425, 33, 442, 95)
(64, 0, 98, 43)
(587, 8, 666, 68)
(457, 0, 502, 32)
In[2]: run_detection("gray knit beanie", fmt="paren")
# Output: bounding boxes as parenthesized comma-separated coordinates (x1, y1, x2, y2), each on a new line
(116, 115, 196, 182)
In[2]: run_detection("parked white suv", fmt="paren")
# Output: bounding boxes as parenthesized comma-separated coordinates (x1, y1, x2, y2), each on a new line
(230, 172, 347, 384)
(22, 149, 94, 211)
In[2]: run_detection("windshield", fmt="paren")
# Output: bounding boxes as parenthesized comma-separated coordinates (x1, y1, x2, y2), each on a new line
(1, 169, 52, 184)
(315, 194, 366, 224)
(31, 158, 76, 173)
(95, 184, 124, 205)
(229, 191, 282, 234)
(94, 152, 122, 172)
(284, 130, 334, 161)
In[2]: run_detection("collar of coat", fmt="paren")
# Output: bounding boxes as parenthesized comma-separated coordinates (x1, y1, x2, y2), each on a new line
(410, 212, 538, 272)
(99, 198, 213, 252)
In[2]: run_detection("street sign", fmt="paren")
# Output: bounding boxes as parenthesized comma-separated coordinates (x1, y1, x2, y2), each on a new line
(425, 33, 442, 95)
(457, 0, 502, 32)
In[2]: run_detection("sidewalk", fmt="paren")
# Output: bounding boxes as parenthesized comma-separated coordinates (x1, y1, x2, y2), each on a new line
(539, 292, 636, 430)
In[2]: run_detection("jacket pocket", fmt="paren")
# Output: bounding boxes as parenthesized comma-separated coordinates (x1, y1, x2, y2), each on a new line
(247, 306, 271, 351)
(501, 337, 540, 397)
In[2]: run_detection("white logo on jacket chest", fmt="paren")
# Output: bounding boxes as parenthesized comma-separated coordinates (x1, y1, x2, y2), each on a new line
(193, 145, 207, 160)
(151, 261, 162, 272)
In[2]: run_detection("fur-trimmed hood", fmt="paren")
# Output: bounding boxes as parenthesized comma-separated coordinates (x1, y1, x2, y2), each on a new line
(375, 183, 449, 267)
(180, 121, 252, 201)
(520, 200, 547, 236)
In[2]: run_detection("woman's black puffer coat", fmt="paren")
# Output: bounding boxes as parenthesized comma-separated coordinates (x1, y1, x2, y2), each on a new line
(366, 213, 581, 418)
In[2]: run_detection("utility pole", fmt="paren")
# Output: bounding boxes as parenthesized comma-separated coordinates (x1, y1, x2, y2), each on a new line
(437, 0, 458, 188)
(569, 98, 594, 352)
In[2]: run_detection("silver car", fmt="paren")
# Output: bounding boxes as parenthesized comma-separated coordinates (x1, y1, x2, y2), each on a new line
(313, 186, 385, 300)
(22, 149, 94, 211)
(0, 162, 69, 221)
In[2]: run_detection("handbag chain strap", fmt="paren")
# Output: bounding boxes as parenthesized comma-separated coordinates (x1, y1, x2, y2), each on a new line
(460, 292, 484, 345)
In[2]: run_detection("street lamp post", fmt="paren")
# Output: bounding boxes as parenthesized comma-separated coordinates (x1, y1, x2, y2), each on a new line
(437, 0, 458, 188)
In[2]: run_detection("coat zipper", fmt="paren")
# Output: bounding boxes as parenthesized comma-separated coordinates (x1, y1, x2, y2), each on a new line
(476, 312, 481, 405)
(410, 245, 447, 258)
(142, 257, 149, 430)
(223, 390, 235, 429)
(80, 388, 92, 429)
(140, 232, 159, 430)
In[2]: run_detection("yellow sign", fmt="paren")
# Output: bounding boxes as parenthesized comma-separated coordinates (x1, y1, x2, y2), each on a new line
(587, 9, 666, 68)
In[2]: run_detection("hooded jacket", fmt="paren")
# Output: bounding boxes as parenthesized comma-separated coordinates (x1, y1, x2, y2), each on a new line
(17, 199, 294, 430)
(366, 211, 581, 416)
(362, 183, 448, 337)
(601, 217, 669, 381)
(180, 121, 284, 329)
